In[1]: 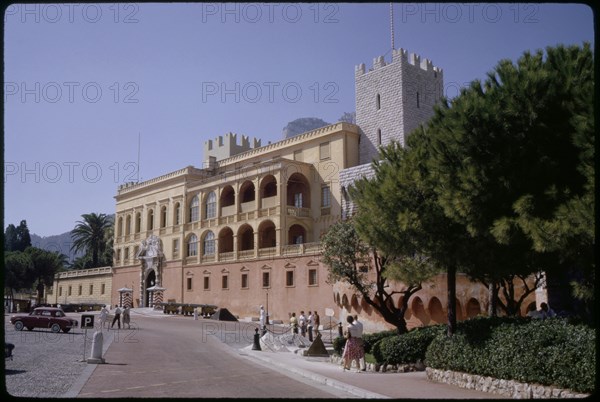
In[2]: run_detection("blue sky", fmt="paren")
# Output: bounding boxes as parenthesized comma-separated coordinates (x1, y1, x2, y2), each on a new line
(3, 3, 594, 240)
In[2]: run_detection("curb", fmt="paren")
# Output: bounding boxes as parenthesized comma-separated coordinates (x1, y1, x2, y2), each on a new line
(240, 349, 389, 399)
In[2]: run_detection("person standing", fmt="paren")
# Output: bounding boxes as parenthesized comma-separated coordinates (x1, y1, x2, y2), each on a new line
(290, 312, 298, 334)
(313, 310, 321, 338)
(259, 305, 265, 328)
(353, 315, 365, 371)
(341, 315, 364, 372)
(122, 305, 131, 329)
(99, 305, 109, 329)
(299, 311, 307, 338)
(111, 304, 122, 329)
(307, 311, 314, 342)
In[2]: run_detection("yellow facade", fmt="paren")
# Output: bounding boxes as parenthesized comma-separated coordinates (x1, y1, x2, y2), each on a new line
(48, 267, 112, 307)
(112, 123, 360, 318)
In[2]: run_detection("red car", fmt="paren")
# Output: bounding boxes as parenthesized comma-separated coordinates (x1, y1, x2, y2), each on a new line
(10, 307, 78, 333)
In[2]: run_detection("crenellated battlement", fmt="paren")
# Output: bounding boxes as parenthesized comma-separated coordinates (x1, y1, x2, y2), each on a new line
(355, 47, 443, 76)
(204, 132, 262, 164)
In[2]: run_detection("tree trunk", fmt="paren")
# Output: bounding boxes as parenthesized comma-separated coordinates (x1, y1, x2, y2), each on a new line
(447, 265, 457, 336)
(488, 280, 497, 317)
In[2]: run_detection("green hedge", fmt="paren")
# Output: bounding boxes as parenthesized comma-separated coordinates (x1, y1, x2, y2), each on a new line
(425, 317, 596, 394)
(372, 324, 445, 365)
(333, 329, 397, 356)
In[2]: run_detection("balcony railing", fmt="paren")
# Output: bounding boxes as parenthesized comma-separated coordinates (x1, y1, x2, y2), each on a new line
(221, 204, 236, 216)
(219, 251, 234, 261)
(201, 254, 215, 263)
(261, 196, 277, 208)
(240, 200, 255, 213)
(238, 250, 255, 259)
(258, 247, 276, 257)
(258, 207, 279, 217)
(286, 206, 310, 217)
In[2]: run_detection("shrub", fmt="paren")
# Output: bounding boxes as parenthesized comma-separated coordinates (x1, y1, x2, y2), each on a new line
(372, 324, 445, 364)
(426, 317, 595, 394)
(362, 329, 396, 354)
(332, 336, 346, 356)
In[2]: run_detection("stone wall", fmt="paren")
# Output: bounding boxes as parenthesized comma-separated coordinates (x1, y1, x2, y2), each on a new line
(426, 368, 590, 399)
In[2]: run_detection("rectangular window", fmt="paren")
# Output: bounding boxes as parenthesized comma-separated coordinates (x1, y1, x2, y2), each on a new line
(68, 286, 72, 296)
(187, 277, 192, 291)
(319, 142, 330, 160)
(89, 284, 93, 295)
(101, 283, 106, 295)
(262, 272, 270, 288)
(78, 285, 82, 296)
(222, 275, 229, 289)
(241, 273, 248, 289)
(116, 249, 121, 261)
(124, 247, 129, 260)
(59, 286, 62, 296)
(321, 186, 331, 207)
(286, 271, 294, 287)
(308, 269, 318, 286)
(204, 277, 210, 290)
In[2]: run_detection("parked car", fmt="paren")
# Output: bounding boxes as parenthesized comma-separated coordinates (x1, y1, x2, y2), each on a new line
(10, 307, 78, 333)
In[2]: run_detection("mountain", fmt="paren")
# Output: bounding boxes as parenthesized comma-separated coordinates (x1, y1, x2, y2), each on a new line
(282, 117, 330, 139)
(30, 231, 83, 262)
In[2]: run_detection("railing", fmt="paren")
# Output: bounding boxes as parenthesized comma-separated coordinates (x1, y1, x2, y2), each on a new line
(282, 244, 302, 255)
(240, 201, 255, 213)
(221, 205, 236, 216)
(258, 247, 276, 257)
(258, 207, 279, 217)
(287, 206, 310, 217)
(238, 211, 255, 221)
(238, 250, 255, 259)
(56, 267, 112, 279)
(219, 252, 234, 261)
(261, 196, 277, 208)
(218, 215, 235, 225)
(201, 255, 215, 263)
(184, 255, 198, 265)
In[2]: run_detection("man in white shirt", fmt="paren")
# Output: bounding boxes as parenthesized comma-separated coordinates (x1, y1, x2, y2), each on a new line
(354, 315, 365, 371)
(299, 311, 307, 338)
(307, 311, 314, 342)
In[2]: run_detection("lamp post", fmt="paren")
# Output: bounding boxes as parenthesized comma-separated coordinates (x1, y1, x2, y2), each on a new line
(266, 292, 269, 326)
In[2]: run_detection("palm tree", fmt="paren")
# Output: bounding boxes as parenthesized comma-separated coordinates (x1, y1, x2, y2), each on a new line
(71, 213, 113, 268)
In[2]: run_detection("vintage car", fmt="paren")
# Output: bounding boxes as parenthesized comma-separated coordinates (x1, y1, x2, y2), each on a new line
(10, 307, 78, 333)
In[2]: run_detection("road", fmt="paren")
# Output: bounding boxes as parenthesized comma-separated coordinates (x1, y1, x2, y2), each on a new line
(73, 314, 353, 398)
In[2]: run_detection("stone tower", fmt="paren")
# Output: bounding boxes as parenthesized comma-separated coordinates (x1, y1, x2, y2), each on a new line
(355, 48, 444, 164)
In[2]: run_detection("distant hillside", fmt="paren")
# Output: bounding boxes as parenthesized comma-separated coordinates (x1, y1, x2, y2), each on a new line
(30, 213, 114, 262)
(30, 231, 83, 261)
(282, 117, 330, 138)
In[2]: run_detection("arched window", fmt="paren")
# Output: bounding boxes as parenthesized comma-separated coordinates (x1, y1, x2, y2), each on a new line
(174, 203, 181, 225)
(135, 212, 141, 233)
(203, 231, 215, 255)
(190, 195, 199, 222)
(160, 206, 167, 228)
(117, 217, 123, 237)
(206, 192, 216, 219)
(377, 129, 382, 146)
(148, 209, 154, 230)
(187, 234, 198, 257)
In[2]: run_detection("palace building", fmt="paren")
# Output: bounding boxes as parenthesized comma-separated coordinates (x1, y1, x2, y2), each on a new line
(110, 48, 536, 332)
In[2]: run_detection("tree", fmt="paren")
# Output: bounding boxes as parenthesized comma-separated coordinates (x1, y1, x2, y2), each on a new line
(25, 247, 63, 305)
(5, 220, 32, 252)
(4, 251, 33, 311)
(4, 224, 17, 251)
(338, 112, 356, 124)
(321, 220, 434, 334)
(15, 220, 32, 252)
(71, 213, 113, 268)
(426, 43, 594, 316)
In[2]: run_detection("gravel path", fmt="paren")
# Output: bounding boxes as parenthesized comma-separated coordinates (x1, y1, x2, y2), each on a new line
(4, 313, 110, 398)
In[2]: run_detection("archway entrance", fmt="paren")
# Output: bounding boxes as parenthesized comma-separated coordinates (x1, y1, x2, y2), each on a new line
(145, 270, 156, 307)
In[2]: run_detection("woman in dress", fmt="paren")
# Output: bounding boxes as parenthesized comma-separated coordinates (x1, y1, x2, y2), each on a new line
(122, 305, 131, 329)
(341, 315, 364, 371)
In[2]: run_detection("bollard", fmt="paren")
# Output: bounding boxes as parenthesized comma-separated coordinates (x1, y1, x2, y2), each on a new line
(87, 331, 105, 364)
(338, 322, 343, 338)
(252, 327, 262, 351)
